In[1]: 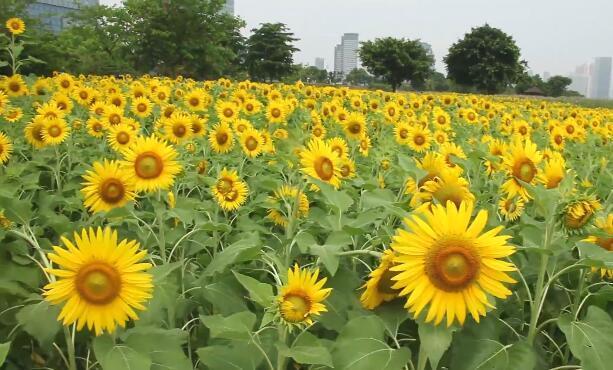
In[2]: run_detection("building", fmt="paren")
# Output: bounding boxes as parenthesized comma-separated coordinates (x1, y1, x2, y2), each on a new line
(587, 57, 612, 99)
(27, 0, 99, 33)
(568, 64, 590, 97)
(333, 33, 359, 78)
(314, 57, 325, 70)
(223, 0, 235, 15)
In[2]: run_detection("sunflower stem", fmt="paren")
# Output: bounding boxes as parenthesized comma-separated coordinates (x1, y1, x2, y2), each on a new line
(416, 343, 428, 370)
(63, 326, 77, 370)
(276, 325, 288, 370)
(156, 202, 167, 261)
(527, 218, 553, 345)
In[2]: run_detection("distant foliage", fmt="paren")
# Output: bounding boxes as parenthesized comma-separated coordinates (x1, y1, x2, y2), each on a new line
(245, 23, 299, 82)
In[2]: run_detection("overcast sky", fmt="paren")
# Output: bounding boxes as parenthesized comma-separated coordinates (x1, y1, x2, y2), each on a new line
(100, 0, 612, 76)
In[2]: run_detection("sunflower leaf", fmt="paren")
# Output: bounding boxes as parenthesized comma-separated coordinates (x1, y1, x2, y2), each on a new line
(418, 321, 456, 370)
(0, 342, 10, 367)
(233, 271, 274, 307)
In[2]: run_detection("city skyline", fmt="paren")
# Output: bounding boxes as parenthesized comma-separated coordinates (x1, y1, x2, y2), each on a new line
(101, 0, 613, 77)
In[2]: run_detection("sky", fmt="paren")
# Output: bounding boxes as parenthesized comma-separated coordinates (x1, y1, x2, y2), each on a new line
(100, 0, 613, 76)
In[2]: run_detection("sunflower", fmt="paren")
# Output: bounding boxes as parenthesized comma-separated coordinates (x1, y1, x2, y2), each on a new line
(208, 121, 234, 154)
(82, 160, 136, 213)
(358, 135, 372, 157)
(6, 17, 25, 35)
(163, 113, 193, 144)
(267, 185, 309, 227)
(433, 129, 449, 145)
(394, 121, 412, 145)
(538, 157, 566, 189)
(107, 124, 136, 152)
(55, 73, 74, 91)
(583, 215, 613, 278)
(240, 127, 263, 158)
(415, 171, 475, 208)
(107, 92, 126, 109)
(299, 139, 342, 188)
(560, 196, 601, 234)
(242, 98, 261, 115)
(103, 105, 125, 127)
(498, 196, 525, 222)
(501, 139, 542, 200)
(73, 86, 94, 106)
(343, 112, 367, 140)
(278, 264, 332, 325)
(408, 126, 432, 153)
(131, 97, 153, 118)
(266, 100, 288, 124)
(391, 201, 516, 326)
(360, 250, 400, 309)
(212, 168, 249, 211)
(43, 227, 153, 335)
(232, 118, 253, 135)
(190, 115, 207, 137)
(327, 137, 349, 159)
(440, 142, 466, 170)
(3, 75, 28, 96)
(120, 135, 182, 193)
(433, 109, 451, 130)
(0, 210, 13, 229)
(24, 117, 48, 148)
(0, 91, 8, 114)
(311, 124, 327, 140)
(339, 157, 356, 179)
(216, 100, 238, 122)
(0, 132, 13, 164)
(383, 102, 400, 123)
(87, 117, 107, 138)
(549, 126, 566, 150)
(184, 89, 207, 111)
(42, 118, 70, 146)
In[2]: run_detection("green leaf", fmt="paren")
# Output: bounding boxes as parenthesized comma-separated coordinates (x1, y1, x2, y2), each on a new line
(418, 321, 456, 370)
(233, 271, 274, 307)
(578, 242, 613, 269)
(278, 331, 333, 367)
(123, 327, 191, 370)
(200, 311, 256, 340)
(197, 341, 264, 370)
(0, 195, 32, 224)
(0, 61, 8, 68)
(93, 335, 152, 370)
(0, 342, 10, 367)
(16, 301, 61, 348)
(451, 338, 511, 370)
(314, 179, 354, 213)
(505, 341, 537, 370)
(558, 306, 613, 370)
(150, 261, 182, 283)
(204, 232, 261, 276)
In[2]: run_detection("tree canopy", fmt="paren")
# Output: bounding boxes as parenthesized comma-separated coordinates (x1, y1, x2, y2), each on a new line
(359, 37, 434, 91)
(445, 24, 524, 94)
(245, 23, 299, 82)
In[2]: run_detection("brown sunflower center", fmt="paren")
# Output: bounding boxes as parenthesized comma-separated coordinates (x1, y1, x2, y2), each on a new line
(427, 243, 479, 291)
(349, 123, 361, 134)
(388, 108, 396, 116)
(437, 116, 446, 125)
(270, 107, 281, 118)
(8, 82, 20, 92)
(48, 125, 61, 138)
(513, 159, 536, 183)
(314, 156, 334, 181)
(340, 164, 351, 177)
(332, 146, 343, 157)
(216, 178, 233, 194)
(173, 124, 187, 138)
(399, 129, 409, 139)
(109, 114, 121, 125)
(246, 103, 254, 111)
(134, 152, 164, 179)
(60, 80, 70, 89)
(57, 101, 67, 110)
(505, 199, 516, 213)
(468, 112, 476, 121)
(245, 136, 258, 151)
(189, 97, 200, 107)
(116, 131, 130, 145)
(281, 294, 311, 323)
(376, 268, 399, 294)
(137, 103, 147, 112)
(75, 262, 121, 305)
(519, 126, 528, 135)
(223, 108, 234, 118)
(216, 131, 228, 145)
(566, 125, 574, 134)
(313, 127, 323, 136)
(112, 98, 121, 107)
(554, 135, 563, 145)
(79, 91, 88, 99)
(414, 134, 425, 146)
(93, 122, 103, 132)
(32, 125, 45, 142)
(99, 178, 125, 204)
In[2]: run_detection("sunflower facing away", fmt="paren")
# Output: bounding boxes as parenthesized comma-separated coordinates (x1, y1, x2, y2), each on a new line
(391, 201, 517, 326)
(560, 195, 601, 234)
(82, 159, 136, 213)
(267, 185, 309, 227)
(299, 139, 342, 188)
(278, 264, 332, 325)
(120, 135, 182, 193)
(360, 250, 400, 309)
(0, 132, 13, 164)
(583, 214, 613, 278)
(43, 227, 153, 335)
(212, 168, 249, 211)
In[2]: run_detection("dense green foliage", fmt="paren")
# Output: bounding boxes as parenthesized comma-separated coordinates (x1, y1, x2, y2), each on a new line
(245, 23, 299, 82)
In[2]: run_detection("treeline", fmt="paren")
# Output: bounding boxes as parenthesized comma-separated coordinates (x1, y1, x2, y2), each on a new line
(2, 0, 576, 96)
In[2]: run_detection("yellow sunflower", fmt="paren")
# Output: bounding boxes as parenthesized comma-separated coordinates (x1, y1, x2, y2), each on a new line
(120, 135, 182, 193)
(311, 124, 327, 140)
(327, 137, 349, 159)
(87, 117, 107, 138)
(360, 250, 400, 309)
(267, 185, 309, 227)
(561, 196, 601, 234)
(216, 100, 239, 122)
(339, 157, 356, 179)
(278, 264, 332, 325)
(184, 89, 207, 111)
(163, 113, 193, 144)
(501, 139, 542, 200)
(6, 17, 25, 35)
(24, 116, 48, 148)
(242, 98, 261, 115)
(82, 159, 136, 213)
(299, 139, 342, 188)
(343, 112, 367, 140)
(107, 124, 136, 152)
(266, 100, 288, 124)
(0, 132, 13, 164)
(43, 227, 153, 335)
(42, 118, 70, 146)
(131, 97, 153, 118)
(240, 127, 263, 158)
(103, 104, 125, 127)
(498, 196, 525, 222)
(394, 121, 412, 145)
(3, 75, 28, 96)
(391, 201, 516, 326)
(583, 215, 613, 278)
(408, 126, 432, 153)
(538, 157, 566, 189)
(208, 121, 234, 154)
(414, 170, 475, 208)
(212, 168, 249, 211)
(358, 135, 372, 157)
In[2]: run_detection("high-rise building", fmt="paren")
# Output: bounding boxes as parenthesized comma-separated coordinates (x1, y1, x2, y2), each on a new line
(587, 57, 612, 99)
(223, 0, 235, 15)
(27, 0, 99, 33)
(334, 44, 343, 74)
(333, 33, 359, 77)
(315, 58, 325, 70)
(568, 64, 590, 97)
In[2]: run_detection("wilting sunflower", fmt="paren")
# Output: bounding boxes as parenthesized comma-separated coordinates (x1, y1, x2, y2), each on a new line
(278, 264, 332, 325)
(498, 196, 525, 222)
(560, 195, 601, 234)
(266, 100, 288, 124)
(414, 171, 475, 208)
(211, 168, 249, 211)
(299, 139, 342, 188)
(501, 139, 542, 200)
(82, 159, 136, 213)
(240, 127, 263, 158)
(120, 135, 182, 193)
(267, 185, 309, 227)
(538, 157, 566, 189)
(107, 124, 136, 152)
(343, 112, 367, 140)
(391, 201, 516, 326)
(163, 113, 193, 144)
(408, 126, 432, 153)
(24, 116, 48, 148)
(208, 121, 234, 154)
(131, 97, 153, 118)
(42, 118, 70, 146)
(43, 227, 153, 335)
(360, 250, 400, 309)
(583, 214, 613, 278)
(6, 17, 25, 35)
(0, 132, 13, 164)
(216, 100, 238, 122)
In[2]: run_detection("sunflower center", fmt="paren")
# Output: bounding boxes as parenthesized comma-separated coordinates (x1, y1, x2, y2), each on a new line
(554, 135, 563, 145)
(100, 178, 125, 204)
(158, 92, 166, 100)
(116, 132, 130, 145)
(388, 108, 396, 116)
(224, 189, 239, 202)
(505, 199, 516, 213)
(313, 127, 322, 136)
(134, 152, 164, 179)
(399, 129, 408, 139)
(8, 82, 20, 92)
(437, 116, 446, 125)
(61, 80, 70, 89)
(216, 131, 228, 145)
(245, 137, 258, 151)
(216, 178, 233, 194)
(80, 91, 88, 99)
(75, 262, 121, 305)
(468, 112, 476, 121)
(332, 147, 342, 157)
(340, 164, 351, 177)
(173, 124, 187, 138)
(223, 108, 234, 118)
(246, 103, 254, 111)
(414, 134, 425, 146)
(427, 243, 479, 291)
(137, 103, 147, 112)
(189, 97, 199, 107)
(349, 123, 361, 134)
(11, 21, 20, 30)
(281, 294, 311, 323)
(376, 268, 399, 294)
(519, 126, 528, 135)
(112, 98, 121, 107)
(513, 159, 536, 183)
(57, 101, 67, 110)
(33, 125, 45, 142)
(566, 125, 574, 134)
(93, 122, 103, 132)
(48, 125, 61, 138)
(314, 157, 334, 181)
(360, 140, 368, 150)
(109, 114, 121, 125)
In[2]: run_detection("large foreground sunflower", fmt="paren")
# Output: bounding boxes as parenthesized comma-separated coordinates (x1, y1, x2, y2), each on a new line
(82, 160, 136, 213)
(278, 264, 332, 325)
(43, 227, 153, 335)
(120, 135, 182, 193)
(391, 201, 516, 326)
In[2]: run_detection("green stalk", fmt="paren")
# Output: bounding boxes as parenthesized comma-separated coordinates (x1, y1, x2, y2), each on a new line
(63, 326, 77, 370)
(416, 344, 428, 370)
(527, 220, 553, 344)
(276, 326, 287, 370)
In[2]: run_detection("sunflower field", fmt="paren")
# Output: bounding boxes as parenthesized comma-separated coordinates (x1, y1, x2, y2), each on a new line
(1, 21, 613, 370)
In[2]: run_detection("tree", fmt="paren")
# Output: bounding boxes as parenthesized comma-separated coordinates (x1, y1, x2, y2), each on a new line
(445, 24, 524, 94)
(285, 64, 328, 84)
(245, 23, 298, 82)
(515, 72, 546, 95)
(545, 75, 572, 97)
(426, 71, 451, 92)
(345, 68, 372, 86)
(359, 37, 434, 92)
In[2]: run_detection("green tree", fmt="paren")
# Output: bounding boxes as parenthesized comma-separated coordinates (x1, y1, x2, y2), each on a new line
(515, 72, 546, 95)
(445, 24, 524, 94)
(359, 37, 433, 92)
(245, 23, 298, 82)
(425, 71, 451, 91)
(345, 68, 372, 86)
(285, 64, 328, 84)
(545, 75, 572, 97)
